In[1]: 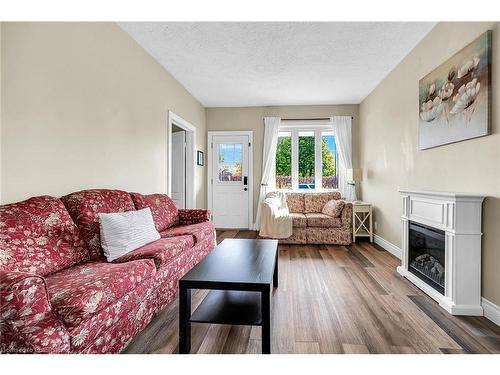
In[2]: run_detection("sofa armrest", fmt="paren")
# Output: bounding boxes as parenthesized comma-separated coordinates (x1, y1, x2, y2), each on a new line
(0, 271, 70, 353)
(178, 209, 211, 225)
(341, 202, 353, 230)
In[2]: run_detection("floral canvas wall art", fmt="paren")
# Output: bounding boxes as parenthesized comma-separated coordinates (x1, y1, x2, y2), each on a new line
(419, 31, 491, 150)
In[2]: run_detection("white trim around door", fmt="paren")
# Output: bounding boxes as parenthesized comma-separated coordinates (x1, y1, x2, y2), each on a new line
(167, 111, 196, 208)
(207, 131, 254, 230)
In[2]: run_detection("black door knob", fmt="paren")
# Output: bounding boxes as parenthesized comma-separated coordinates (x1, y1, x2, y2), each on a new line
(244, 188, 248, 191)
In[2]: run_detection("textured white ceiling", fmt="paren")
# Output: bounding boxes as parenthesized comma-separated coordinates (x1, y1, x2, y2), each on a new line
(119, 22, 435, 107)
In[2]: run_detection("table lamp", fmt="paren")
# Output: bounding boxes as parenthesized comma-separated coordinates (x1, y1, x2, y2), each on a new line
(347, 168, 363, 202)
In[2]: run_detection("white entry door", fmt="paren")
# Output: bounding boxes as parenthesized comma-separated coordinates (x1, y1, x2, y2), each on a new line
(171, 131, 186, 208)
(211, 134, 250, 228)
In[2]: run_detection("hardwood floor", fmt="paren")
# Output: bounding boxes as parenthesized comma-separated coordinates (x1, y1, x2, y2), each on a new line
(123, 230, 500, 354)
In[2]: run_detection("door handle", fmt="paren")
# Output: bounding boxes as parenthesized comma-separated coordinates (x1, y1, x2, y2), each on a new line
(244, 188, 248, 191)
(243, 176, 248, 186)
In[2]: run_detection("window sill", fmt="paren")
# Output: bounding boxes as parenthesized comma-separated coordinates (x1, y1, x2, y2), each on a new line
(275, 188, 340, 193)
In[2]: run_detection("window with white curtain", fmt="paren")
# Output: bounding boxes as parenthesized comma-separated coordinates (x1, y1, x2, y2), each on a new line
(275, 124, 338, 191)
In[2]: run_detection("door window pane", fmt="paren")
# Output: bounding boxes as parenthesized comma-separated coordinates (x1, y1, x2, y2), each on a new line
(275, 132, 292, 189)
(298, 131, 315, 190)
(218, 143, 242, 181)
(322, 133, 338, 189)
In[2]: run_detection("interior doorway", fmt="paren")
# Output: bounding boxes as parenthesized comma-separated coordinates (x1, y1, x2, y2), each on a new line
(167, 111, 196, 208)
(171, 125, 186, 208)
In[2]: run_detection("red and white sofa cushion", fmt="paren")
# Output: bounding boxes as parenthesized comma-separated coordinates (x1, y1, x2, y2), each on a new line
(61, 190, 136, 259)
(0, 196, 89, 276)
(130, 193, 178, 231)
(45, 259, 156, 328)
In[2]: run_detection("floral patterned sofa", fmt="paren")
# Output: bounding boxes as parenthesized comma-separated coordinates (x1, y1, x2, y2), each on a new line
(278, 192, 352, 245)
(0, 189, 215, 354)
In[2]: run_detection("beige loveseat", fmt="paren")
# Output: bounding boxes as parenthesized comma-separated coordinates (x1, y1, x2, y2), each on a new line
(266, 191, 352, 245)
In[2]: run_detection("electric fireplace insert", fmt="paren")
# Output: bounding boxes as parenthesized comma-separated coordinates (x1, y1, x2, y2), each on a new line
(408, 221, 445, 295)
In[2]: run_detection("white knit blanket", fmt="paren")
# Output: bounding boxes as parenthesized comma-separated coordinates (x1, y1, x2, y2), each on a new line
(259, 191, 293, 239)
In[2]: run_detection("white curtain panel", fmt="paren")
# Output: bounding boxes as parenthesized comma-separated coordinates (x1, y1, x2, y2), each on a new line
(333, 116, 355, 201)
(255, 117, 281, 230)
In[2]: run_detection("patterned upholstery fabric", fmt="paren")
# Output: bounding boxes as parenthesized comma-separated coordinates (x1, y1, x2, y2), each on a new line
(45, 259, 156, 328)
(305, 213, 342, 228)
(160, 221, 215, 244)
(286, 193, 305, 213)
(0, 271, 70, 353)
(306, 227, 352, 245)
(130, 193, 178, 231)
(289, 212, 307, 228)
(322, 199, 345, 218)
(178, 209, 211, 225)
(304, 192, 342, 213)
(0, 196, 89, 276)
(341, 203, 353, 230)
(61, 189, 136, 259)
(1, 190, 217, 353)
(68, 278, 156, 353)
(112, 235, 194, 269)
(153, 235, 215, 294)
(279, 227, 307, 244)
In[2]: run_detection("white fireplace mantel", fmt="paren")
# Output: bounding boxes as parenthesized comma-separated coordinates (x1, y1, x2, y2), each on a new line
(397, 189, 485, 316)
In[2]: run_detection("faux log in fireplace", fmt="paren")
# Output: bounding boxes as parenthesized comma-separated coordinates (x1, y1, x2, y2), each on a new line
(408, 222, 445, 295)
(398, 189, 485, 316)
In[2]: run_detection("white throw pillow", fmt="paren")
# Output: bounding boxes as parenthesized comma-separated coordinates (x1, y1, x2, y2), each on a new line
(99, 207, 160, 262)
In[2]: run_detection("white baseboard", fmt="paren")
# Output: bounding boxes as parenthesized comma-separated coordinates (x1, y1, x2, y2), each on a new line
(373, 234, 402, 259)
(482, 297, 500, 327)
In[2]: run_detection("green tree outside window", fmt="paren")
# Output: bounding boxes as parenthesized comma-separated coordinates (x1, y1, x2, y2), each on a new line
(275, 136, 336, 180)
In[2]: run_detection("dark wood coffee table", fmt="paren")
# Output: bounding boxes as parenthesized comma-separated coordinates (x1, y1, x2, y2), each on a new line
(178, 238, 279, 354)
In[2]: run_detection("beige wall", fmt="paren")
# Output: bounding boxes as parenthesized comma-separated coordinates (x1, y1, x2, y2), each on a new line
(0, 22, 207, 207)
(359, 22, 500, 306)
(206, 105, 359, 221)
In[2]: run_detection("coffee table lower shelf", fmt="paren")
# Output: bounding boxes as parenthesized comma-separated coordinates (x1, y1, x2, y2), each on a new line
(179, 286, 272, 354)
(190, 290, 262, 326)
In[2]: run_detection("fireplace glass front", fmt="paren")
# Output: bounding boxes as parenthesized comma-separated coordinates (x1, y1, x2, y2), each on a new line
(408, 222, 445, 295)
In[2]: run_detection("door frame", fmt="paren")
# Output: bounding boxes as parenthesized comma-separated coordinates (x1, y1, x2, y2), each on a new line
(207, 130, 254, 230)
(167, 111, 196, 208)
(171, 130, 187, 209)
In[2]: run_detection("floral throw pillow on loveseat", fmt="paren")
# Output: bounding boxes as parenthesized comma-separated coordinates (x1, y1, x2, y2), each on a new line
(322, 200, 345, 218)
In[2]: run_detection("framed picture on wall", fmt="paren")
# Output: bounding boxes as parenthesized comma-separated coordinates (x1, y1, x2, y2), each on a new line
(197, 151, 204, 166)
(418, 30, 491, 150)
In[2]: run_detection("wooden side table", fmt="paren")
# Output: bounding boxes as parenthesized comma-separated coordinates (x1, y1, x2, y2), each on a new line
(352, 202, 373, 242)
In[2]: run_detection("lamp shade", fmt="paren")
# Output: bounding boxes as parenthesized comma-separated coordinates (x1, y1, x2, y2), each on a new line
(347, 168, 363, 182)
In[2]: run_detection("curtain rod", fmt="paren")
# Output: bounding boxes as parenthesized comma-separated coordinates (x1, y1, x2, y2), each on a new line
(281, 117, 354, 121)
